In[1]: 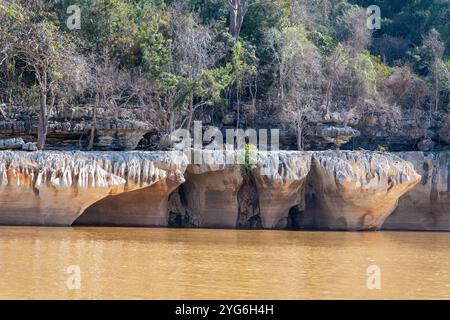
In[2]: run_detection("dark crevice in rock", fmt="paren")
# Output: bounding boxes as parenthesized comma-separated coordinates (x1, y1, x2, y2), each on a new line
(447, 160, 450, 192)
(167, 185, 197, 228)
(286, 205, 305, 230)
(430, 163, 439, 202)
(421, 162, 430, 185)
(237, 173, 262, 229)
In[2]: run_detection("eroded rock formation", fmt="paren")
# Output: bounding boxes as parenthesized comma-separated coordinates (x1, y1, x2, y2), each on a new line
(0, 105, 152, 151)
(0, 150, 426, 230)
(181, 150, 244, 228)
(303, 151, 420, 230)
(253, 152, 312, 229)
(383, 151, 450, 231)
(0, 151, 187, 226)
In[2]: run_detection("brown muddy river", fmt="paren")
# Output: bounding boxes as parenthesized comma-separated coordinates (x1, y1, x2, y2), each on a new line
(1, 227, 450, 299)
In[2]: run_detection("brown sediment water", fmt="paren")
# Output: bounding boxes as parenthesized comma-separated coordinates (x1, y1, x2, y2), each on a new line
(0, 227, 450, 299)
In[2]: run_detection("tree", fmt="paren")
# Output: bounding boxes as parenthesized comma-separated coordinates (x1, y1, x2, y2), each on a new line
(0, 1, 87, 149)
(269, 25, 322, 150)
(227, 0, 250, 39)
(324, 6, 371, 113)
(226, 0, 289, 40)
(169, 6, 213, 131)
(423, 29, 445, 111)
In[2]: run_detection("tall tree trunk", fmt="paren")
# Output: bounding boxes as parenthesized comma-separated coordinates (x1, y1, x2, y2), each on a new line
(435, 66, 439, 111)
(322, 0, 329, 23)
(37, 76, 48, 151)
(0, 105, 8, 120)
(297, 124, 303, 151)
(228, 0, 247, 39)
(229, 0, 238, 38)
(169, 111, 175, 133)
(187, 91, 194, 132)
(324, 79, 332, 114)
(88, 93, 99, 151)
(236, 85, 241, 129)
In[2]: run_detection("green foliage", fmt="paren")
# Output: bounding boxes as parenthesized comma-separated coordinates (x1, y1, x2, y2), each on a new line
(165, 0, 228, 24)
(197, 65, 235, 106)
(1, 0, 449, 131)
(240, 0, 292, 44)
(353, 51, 392, 92)
(368, 54, 393, 79)
(307, 31, 338, 57)
(137, 12, 172, 78)
(350, 0, 450, 58)
(231, 40, 258, 92)
(239, 142, 258, 173)
(376, 145, 388, 153)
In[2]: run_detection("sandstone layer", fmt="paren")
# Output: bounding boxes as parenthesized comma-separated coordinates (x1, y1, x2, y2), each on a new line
(253, 151, 311, 229)
(0, 150, 425, 230)
(383, 151, 450, 231)
(0, 151, 187, 226)
(303, 151, 420, 230)
(181, 150, 244, 228)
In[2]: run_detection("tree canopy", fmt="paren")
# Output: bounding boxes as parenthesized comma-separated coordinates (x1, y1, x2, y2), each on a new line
(0, 0, 448, 149)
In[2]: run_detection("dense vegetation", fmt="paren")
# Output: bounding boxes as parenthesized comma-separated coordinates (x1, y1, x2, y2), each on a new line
(0, 0, 449, 150)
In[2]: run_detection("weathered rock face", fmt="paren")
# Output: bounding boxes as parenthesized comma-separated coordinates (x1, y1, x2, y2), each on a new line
(383, 151, 450, 231)
(304, 125, 360, 150)
(0, 138, 24, 150)
(0, 105, 153, 151)
(0, 150, 424, 230)
(253, 152, 311, 229)
(303, 151, 420, 230)
(0, 138, 37, 151)
(0, 151, 187, 226)
(181, 150, 244, 228)
(169, 150, 420, 231)
(74, 178, 182, 227)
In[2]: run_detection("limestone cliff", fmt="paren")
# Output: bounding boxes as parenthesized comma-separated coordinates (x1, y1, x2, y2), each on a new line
(383, 151, 450, 231)
(0, 150, 424, 230)
(0, 151, 187, 226)
(303, 151, 420, 230)
(169, 150, 419, 230)
(253, 151, 312, 229)
(181, 150, 244, 228)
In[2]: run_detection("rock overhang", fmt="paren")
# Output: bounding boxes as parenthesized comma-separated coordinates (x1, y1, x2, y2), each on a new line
(0, 150, 422, 230)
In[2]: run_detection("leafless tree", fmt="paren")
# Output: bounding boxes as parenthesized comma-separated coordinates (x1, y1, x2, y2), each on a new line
(226, 0, 279, 39)
(169, 5, 213, 131)
(423, 29, 445, 111)
(324, 7, 371, 113)
(227, 0, 250, 39)
(269, 26, 323, 150)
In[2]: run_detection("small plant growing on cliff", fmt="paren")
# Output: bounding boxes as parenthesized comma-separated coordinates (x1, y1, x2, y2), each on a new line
(376, 145, 388, 152)
(238, 137, 258, 174)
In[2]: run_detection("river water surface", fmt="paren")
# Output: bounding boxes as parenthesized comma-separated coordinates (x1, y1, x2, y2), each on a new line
(1, 227, 450, 299)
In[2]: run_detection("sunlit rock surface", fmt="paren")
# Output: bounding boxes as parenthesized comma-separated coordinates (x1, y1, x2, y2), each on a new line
(0, 151, 187, 226)
(253, 151, 312, 229)
(0, 150, 425, 230)
(74, 178, 183, 227)
(383, 151, 450, 231)
(303, 151, 420, 230)
(181, 150, 244, 228)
